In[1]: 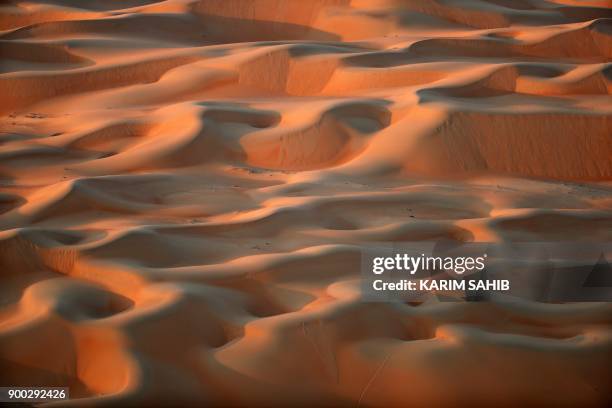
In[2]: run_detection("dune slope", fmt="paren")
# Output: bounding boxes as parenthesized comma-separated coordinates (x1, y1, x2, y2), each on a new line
(1, 1, 611, 406)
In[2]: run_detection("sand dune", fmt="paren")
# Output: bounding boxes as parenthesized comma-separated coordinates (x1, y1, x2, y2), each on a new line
(1, 0, 611, 406)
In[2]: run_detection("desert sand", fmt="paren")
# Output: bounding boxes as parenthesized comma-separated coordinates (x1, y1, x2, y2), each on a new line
(1, 0, 612, 406)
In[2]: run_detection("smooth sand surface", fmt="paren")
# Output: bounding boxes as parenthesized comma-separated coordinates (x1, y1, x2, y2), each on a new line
(1, 1, 611, 406)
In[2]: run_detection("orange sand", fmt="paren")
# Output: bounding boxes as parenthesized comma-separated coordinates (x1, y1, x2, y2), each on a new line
(1, 1, 611, 406)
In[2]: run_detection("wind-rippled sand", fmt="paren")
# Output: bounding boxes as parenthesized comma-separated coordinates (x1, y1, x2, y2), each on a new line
(1, 1, 611, 406)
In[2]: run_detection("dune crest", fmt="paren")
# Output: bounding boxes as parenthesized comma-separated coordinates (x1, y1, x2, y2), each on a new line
(1, 1, 611, 406)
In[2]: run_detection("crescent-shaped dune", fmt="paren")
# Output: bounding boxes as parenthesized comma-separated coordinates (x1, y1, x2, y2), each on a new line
(1, 0, 611, 406)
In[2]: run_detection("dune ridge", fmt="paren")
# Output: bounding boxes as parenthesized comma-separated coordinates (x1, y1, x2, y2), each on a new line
(1, 1, 611, 406)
